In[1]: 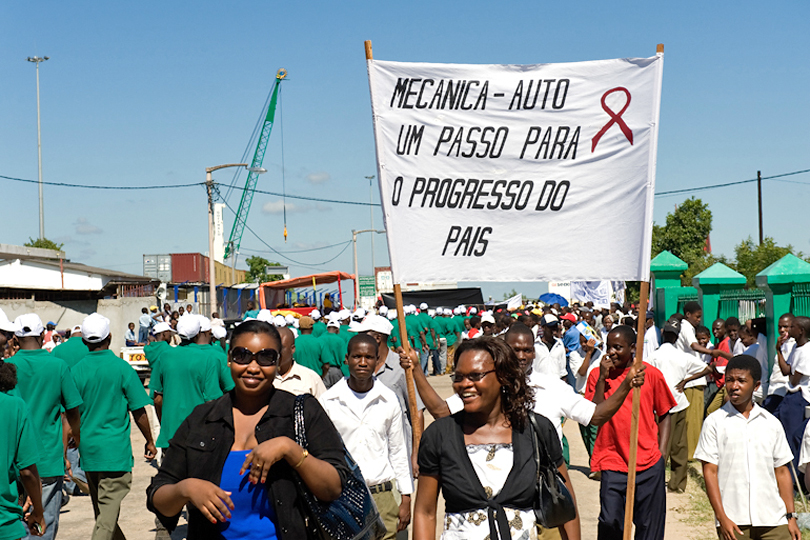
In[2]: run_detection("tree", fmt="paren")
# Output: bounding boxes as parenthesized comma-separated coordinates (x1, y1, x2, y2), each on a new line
(733, 236, 798, 286)
(24, 237, 64, 251)
(502, 288, 519, 301)
(651, 197, 712, 285)
(245, 256, 283, 283)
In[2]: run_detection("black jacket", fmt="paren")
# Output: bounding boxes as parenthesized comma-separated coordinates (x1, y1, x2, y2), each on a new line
(146, 389, 349, 539)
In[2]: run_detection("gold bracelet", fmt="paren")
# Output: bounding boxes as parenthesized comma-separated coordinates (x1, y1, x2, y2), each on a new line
(294, 449, 309, 469)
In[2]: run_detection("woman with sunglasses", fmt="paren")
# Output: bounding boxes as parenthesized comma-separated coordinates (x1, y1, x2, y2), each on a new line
(147, 320, 348, 539)
(413, 336, 578, 540)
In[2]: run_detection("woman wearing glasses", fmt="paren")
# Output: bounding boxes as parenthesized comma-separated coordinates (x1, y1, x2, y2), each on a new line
(147, 320, 348, 539)
(413, 336, 578, 540)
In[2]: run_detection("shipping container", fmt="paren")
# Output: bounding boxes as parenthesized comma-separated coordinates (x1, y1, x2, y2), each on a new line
(143, 254, 172, 282)
(171, 253, 208, 283)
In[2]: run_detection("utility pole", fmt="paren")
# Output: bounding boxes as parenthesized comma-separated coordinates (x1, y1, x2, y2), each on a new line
(366, 175, 376, 274)
(352, 228, 386, 309)
(27, 55, 49, 239)
(757, 170, 763, 245)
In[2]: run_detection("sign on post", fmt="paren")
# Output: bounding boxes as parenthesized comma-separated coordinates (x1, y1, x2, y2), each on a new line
(358, 275, 377, 298)
(367, 55, 663, 283)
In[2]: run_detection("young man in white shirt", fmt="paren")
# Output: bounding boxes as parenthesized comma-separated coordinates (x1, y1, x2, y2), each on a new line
(764, 314, 796, 413)
(774, 316, 810, 466)
(694, 355, 800, 540)
(320, 334, 413, 540)
(534, 314, 567, 379)
(649, 319, 711, 493)
(274, 327, 326, 398)
(739, 325, 768, 402)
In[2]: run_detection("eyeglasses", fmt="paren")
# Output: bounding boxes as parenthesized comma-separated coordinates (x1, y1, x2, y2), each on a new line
(230, 347, 280, 367)
(451, 370, 496, 383)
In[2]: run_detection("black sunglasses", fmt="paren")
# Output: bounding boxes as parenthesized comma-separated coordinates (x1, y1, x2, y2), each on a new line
(230, 346, 280, 367)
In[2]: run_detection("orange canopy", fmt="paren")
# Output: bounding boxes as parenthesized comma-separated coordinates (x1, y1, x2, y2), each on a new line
(260, 271, 355, 289)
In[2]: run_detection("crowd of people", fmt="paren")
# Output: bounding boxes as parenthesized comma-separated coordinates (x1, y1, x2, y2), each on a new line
(0, 296, 809, 540)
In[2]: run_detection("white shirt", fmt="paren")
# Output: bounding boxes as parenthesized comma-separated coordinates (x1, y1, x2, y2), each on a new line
(642, 325, 660, 363)
(768, 339, 796, 398)
(676, 319, 701, 359)
(568, 347, 602, 394)
(797, 420, 810, 473)
(731, 338, 746, 356)
(648, 343, 707, 413)
(528, 370, 596, 443)
(743, 343, 769, 400)
(275, 362, 327, 399)
(788, 342, 810, 403)
(687, 343, 713, 389)
(319, 379, 413, 495)
(694, 402, 793, 527)
(533, 338, 567, 379)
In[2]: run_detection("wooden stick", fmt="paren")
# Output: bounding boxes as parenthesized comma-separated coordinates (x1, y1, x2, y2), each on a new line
(623, 280, 650, 540)
(394, 283, 422, 450)
(365, 40, 373, 60)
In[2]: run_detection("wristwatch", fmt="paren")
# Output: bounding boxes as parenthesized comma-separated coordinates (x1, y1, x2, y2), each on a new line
(786, 512, 798, 520)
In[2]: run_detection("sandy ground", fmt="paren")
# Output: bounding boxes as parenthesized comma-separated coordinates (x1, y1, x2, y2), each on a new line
(56, 374, 716, 539)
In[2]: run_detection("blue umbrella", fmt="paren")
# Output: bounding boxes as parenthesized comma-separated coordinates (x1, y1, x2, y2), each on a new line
(538, 292, 569, 307)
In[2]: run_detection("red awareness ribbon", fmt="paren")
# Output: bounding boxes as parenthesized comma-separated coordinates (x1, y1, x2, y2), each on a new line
(591, 87, 633, 152)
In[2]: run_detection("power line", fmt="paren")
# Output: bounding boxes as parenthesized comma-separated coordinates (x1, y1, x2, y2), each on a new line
(240, 240, 352, 255)
(0, 174, 200, 190)
(655, 168, 810, 197)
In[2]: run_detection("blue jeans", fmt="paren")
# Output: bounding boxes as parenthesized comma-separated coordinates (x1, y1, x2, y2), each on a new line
(437, 339, 447, 375)
(138, 326, 149, 343)
(64, 447, 86, 494)
(24, 476, 62, 540)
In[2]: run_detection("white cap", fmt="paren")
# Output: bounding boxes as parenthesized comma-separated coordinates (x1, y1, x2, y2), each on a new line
(81, 313, 111, 343)
(198, 316, 212, 333)
(338, 309, 351, 320)
(348, 320, 363, 332)
(327, 311, 341, 323)
(177, 315, 201, 339)
(419, 302, 428, 310)
(212, 325, 227, 340)
(387, 310, 397, 321)
(0, 308, 18, 333)
(285, 314, 296, 325)
(153, 321, 175, 334)
(352, 308, 366, 320)
(327, 319, 340, 329)
(14, 314, 44, 338)
(310, 309, 321, 320)
(469, 307, 478, 315)
(71, 324, 83, 333)
(256, 309, 274, 323)
(481, 313, 496, 325)
(273, 315, 287, 327)
(378, 305, 389, 315)
(428, 309, 436, 317)
(350, 314, 394, 336)
(541, 314, 560, 327)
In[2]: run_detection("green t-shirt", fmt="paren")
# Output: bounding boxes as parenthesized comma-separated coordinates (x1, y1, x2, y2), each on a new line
(243, 309, 260, 320)
(144, 341, 170, 369)
(405, 315, 422, 349)
(338, 324, 352, 345)
(443, 316, 459, 346)
(0, 392, 39, 540)
(294, 334, 324, 374)
(418, 312, 438, 349)
(8, 349, 82, 477)
(312, 321, 327, 338)
(51, 336, 90, 368)
(200, 343, 235, 393)
(319, 332, 349, 376)
(389, 319, 401, 349)
(150, 344, 224, 448)
(70, 350, 152, 472)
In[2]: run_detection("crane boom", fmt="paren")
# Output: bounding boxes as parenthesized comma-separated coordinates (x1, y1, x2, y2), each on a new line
(224, 68, 287, 261)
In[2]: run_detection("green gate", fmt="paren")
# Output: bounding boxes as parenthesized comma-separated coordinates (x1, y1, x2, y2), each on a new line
(718, 289, 766, 321)
(675, 292, 699, 316)
(792, 283, 810, 317)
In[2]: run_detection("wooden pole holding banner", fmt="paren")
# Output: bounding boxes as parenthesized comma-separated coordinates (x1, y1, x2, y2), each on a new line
(366, 38, 422, 450)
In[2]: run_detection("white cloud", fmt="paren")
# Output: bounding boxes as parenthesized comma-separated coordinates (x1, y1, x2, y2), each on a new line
(75, 217, 103, 235)
(306, 172, 330, 184)
(261, 200, 333, 215)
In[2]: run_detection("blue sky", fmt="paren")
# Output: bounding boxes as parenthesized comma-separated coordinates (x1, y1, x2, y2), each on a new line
(1, 1, 808, 303)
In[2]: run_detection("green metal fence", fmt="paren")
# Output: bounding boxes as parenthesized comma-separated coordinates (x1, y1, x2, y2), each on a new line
(676, 292, 699, 316)
(718, 288, 766, 321)
(792, 283, 810, 317)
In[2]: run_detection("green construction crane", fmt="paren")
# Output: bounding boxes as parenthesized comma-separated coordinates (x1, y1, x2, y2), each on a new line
(224, 68, 287, 262)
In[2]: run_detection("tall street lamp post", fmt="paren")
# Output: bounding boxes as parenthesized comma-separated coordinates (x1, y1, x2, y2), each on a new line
(27, 55, 49, 239)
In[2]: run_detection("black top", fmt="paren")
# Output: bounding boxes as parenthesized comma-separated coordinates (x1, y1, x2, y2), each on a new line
(418, 411, 563, 539)
(146, 389, 349, 540)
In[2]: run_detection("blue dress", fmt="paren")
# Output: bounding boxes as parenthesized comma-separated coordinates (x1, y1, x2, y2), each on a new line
(217, 450, 278, 539)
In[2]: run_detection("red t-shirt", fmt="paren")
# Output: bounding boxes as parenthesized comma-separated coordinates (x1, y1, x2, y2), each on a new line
(467, 328, 481, 339)
(711, 338, 731, 387)
(585, 362, 676, 473)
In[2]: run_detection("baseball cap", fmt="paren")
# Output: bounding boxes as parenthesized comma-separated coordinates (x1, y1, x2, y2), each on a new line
(327, 319, 340, 329)
(350, 314, 394, 336)
(646, 310, 655, 320)
(338, 309, 351, 320)
(256, 309, 274, 323)
(14, 314, 44, 337)
(152, 321, 175, 334)
(469, 307, 478, 315)
(0, 309, 18, 333)
(81, 313, 111, 343)
(177, 315, 201, 340)
(273, 315, 287, 327)
(309, 309, 321, 320)
(352, 308, 366, 320)
(378, 305, 389, 315)
(419, 302, 428, 310)
(71, 324, 83, 334)
(481, 313, 496, 325)
(211, 325, 227, 340)
(150, 305, 158, 311)
(197, 316, 212, 333)
(387, 311, 397, 321)
(560, 313, 577, 323)
(541, 314, 559, 327)
(299, 316, 314, 329)
(662, 319, 681, 336)
(285, 314, 296, 325)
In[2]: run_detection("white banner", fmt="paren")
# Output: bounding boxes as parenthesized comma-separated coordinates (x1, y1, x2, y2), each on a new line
(367, 54, 663, 283)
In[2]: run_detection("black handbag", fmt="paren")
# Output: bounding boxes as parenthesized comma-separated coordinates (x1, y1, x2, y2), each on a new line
(529, 414, 577, 528)
(292, 395, 387, 540)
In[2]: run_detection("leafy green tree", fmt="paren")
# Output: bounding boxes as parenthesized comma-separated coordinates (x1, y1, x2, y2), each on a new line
(651, 197, 712, 285)
(733, 236, 798, 286)
(24, 237, 64, 251)
(502, 288, 519, 301)
(245, 256, 283, 283)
